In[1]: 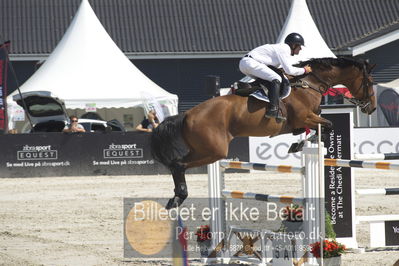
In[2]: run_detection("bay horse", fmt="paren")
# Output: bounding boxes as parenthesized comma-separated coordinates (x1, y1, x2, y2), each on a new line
(151, 57, 376, 209)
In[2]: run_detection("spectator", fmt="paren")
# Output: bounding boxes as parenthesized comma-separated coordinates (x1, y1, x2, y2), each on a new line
(136, 110, 159, 132)
(63, 115, 86, 133)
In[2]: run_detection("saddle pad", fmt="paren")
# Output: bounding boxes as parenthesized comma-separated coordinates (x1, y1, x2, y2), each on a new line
(249, 86, 291, 103)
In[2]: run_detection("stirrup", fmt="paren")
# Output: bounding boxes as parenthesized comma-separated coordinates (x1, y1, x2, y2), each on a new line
(265, 109, 286, 122)
(276, 115, 287, 122)
(265, 106, 277, 116)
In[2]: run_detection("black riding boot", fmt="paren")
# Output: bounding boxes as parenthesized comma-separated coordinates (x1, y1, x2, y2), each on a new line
(265, 79, 286, 121)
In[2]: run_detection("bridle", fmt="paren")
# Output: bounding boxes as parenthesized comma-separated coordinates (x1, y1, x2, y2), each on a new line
(345, 65, 374, 112)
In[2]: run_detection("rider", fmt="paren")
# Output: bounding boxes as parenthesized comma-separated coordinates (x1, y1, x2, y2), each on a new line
(239, 32, 312, 121)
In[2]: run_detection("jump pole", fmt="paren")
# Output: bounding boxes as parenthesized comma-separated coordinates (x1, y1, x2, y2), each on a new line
(207, 160, 225, 262)
(354, 153, 399, 160)
(356, 188, 399, 196)
(324, 158, 399, 170)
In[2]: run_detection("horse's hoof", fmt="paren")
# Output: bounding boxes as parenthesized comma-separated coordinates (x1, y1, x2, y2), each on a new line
(165, 196, 184, 210)
(288, 143, 299, 153)
(323, 120, 333, 129)
(297, 140, 305, 151)
(288, 140, 305, 153)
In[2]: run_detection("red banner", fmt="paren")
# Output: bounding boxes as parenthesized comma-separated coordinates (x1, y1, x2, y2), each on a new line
(0, 41, 10, 133)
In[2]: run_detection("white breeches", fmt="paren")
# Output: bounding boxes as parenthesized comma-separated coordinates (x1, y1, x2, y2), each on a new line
(239, 57, 282, 82)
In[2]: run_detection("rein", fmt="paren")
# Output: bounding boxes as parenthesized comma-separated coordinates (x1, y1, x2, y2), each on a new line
(290, 72, 330, 95)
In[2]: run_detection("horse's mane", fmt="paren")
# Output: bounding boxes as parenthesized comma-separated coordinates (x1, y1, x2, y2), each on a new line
(296, 57, 365, 71)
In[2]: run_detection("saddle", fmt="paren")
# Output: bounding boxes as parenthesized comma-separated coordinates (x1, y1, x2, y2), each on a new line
(232, 76, 291, 100)
(231, 66, 306, 98)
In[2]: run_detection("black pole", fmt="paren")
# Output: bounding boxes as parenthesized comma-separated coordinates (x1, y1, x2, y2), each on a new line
(0, 35, 34, 132)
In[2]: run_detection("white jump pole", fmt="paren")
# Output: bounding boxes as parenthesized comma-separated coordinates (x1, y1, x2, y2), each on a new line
(207, 161, 225, 263)
(356, 188, 399, 196)
(302, 127, 325, 266)
(354, 153, 399, 160)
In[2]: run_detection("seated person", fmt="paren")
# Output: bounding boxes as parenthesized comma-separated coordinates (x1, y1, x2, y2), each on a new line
(63, 115, 86, 133)
(136, 110, 159, 132)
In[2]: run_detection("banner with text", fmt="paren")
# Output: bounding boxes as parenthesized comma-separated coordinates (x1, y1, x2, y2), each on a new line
(322, 113, 353, 238)
(0, 132, 249, 178)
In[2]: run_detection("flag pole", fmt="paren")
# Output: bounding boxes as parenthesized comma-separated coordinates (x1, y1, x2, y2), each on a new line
(0, 35, 34, 132)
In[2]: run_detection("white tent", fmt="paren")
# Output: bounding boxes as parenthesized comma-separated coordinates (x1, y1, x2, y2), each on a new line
(277, 0, 336, 61)
(8, 0, 178, 125)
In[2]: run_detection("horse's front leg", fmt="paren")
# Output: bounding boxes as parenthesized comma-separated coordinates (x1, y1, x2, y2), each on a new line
(287, 112, 332, 153)
(303, 112, 333, 129)
(304, 112, 334, 143)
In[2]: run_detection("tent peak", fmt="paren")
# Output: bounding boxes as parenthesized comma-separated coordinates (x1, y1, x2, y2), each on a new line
(277, 0, 335, 60)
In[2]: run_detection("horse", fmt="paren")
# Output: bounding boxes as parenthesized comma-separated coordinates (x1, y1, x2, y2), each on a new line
(151, 57, 376, 209)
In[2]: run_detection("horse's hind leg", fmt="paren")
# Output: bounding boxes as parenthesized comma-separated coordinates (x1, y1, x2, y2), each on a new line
(165, 133, 231, 209)
(166, 161, 188, 210)
(166, 148, 228, 210)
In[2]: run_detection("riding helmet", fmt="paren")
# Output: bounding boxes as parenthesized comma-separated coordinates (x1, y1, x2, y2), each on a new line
(284, 33, 305, 46)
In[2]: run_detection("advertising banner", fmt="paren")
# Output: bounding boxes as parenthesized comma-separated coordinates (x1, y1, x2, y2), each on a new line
(385, 221, 399, 246)
(322, 113, 353, 238)
(249, 134, 305, 167)
(0, 132, 249, 178)
(353, 127, 399, 159)
(378, 89, 399, 126)
(249, 127, 399, 166)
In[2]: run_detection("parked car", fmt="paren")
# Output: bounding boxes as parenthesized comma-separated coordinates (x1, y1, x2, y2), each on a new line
(78, 118, 125, 133)
(13, 91, 125, 133)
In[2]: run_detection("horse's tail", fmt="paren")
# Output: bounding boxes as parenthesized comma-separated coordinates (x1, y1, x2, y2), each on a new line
(151, 113, 189, 169)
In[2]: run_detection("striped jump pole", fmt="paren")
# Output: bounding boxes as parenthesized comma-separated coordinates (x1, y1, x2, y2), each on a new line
(324, 158, 399, 170)
(354, 153, 399, 160)
(219, 160, 304, 174)
(222, 190, 305, 205)
(356, 188, 399, 196)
